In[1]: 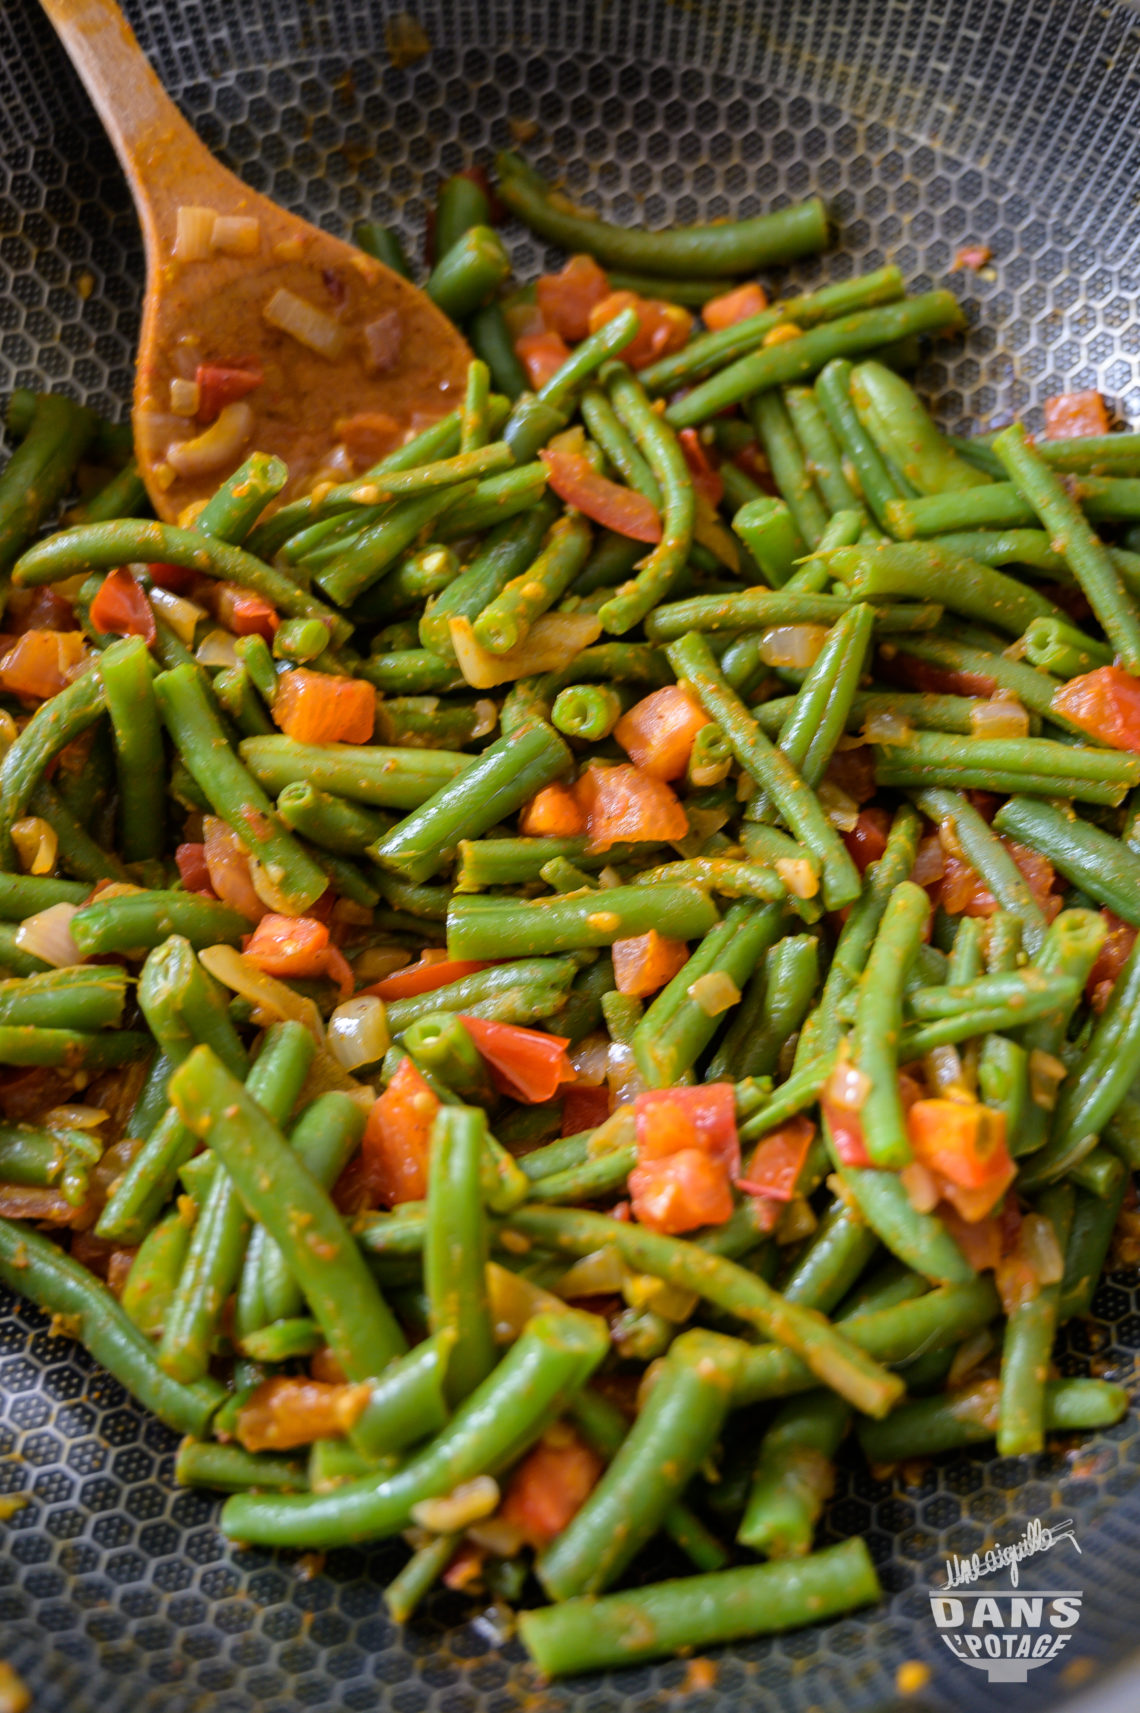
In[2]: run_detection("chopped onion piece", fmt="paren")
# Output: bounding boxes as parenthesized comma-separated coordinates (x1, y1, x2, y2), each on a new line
(247, 856, 304, 916)
(555, 1245, 627, 1299)
(775, 856, 819, 899)
(597, 865, 623, 889)
(199, 943, 325, 1044)
(901, 1159, 941, 1214)
(212, 214, 260, 256)
(758, 624, 829, 669)
(362, 309, 403, 374)
(970, 694, 1030, 739)
(947, 1326, 995, 1389)
(174, 205, 217, 262)
(471, 698, 498, 739)
(687, 970, 740, 1016)
(863, 707, 914, 746)
(486, 1259, 566, 1343)
(263, 287, 348, 359)
(923, 1044, 969, 1098)
(169, 377, 200, 417)
(195, 628, 240, 669)
(911, 833, 946, 887)
(449, 613, 602, 689)
(11, 817, 58, 876)
(167, 401, 254, 478)
(46, 1105, 108, 1132)
(410, 1476, 499, 1534)
(817, 779, 859, 832)
(568, 1034, 609, 1087)
(824, 1053, 872, 1113)
(1028, 1048, 1067, 1110)
(1020, 1210, 1065, 1286)
(14, 903, 83, 967)
(466, 1515, 529, 1558)
(149, 585, 206, 646)
(0, 710, 17, 755)
(328, 996, 390, 1071)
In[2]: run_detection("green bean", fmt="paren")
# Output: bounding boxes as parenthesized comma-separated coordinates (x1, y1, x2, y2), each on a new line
(607, 268, 740, 306)
(354, 220, 412, 277)
(418, 497, 559, 660)
(751, 391, 830, 548)
(0, 1216, 223, 1436)
(668, 633, 860, 909)
(1009, 910, 1107, 1162)
(645, 585, 939, 641)
(550, 682, 629, 742)
(219, 1307, 607, 1547)
(121, 1208, 194, 1340)
(176, 1439, 308, 1493)
(783, 386, 864, 518)
(1023, 615, 1112, 678)
(474, 514, 593, 654)
(80, 457, 149, 525)
(859, 1375, 1126, 1464)
(350, 1330, 454, 1459)
(812, 358, 907, 529)
(917, 787, 1049, 956)
(0, 965, 127, 1031)
(508, 1204, 903, 1417)
(307, 482, 476, 607)
(351, 545, 461, 627)
(539, 1329, 740, 1599)
(433, 463, 549, 540)
(848, 881, 931, 1166)
(497, 150, 828, 278)
(996, 1183, 1073, 1456)
(424, 1106, 496, 1405)
(426, 224, 510, 320)
(240, 734, 468, 810)
(738, 1388, 849, 1556)
(877, 734, 1138, 807)
(598, 363, 695, 634)
(993, 797, 1140, 927)
(0, 665, 105, 863)
(778, 1202, 880, 1316)
(0, 392, 95, 590)
(70, 891, 249, 958)
(0, 1123, 77, 1188)
(993, 422, 1140, 673)
(1060, 1167, 1128, 1322)
(1039, 932, 1140, 1180)
(468, 301, 528, 399)
(0, 1022, 145, 1069)
(273, 781, 393, 857)
(889, 629, 1075, 732)
(520, 1536, 879, 1676)
(705, 932, 816, 1084)
(850, 361, 990, 493)
(731, 497, 806, 587)
(447, 883, 718, 961)
(666, 293, 965, 429)
(193, 453, 288, 546)
(887, 475, 1140, 537)
(0, 874, 88, 919)
(385, 960, 578, 1035)
(580, 384, 661, 506)
(953, 429, 1140, 476)
(237, 1318, 324, 1362)
(827, 540, 1061, 637)
(88, 637, 164, 863)
(386, 1531, 459, 1622)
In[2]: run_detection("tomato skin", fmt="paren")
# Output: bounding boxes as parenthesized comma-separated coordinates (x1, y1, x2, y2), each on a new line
(678, 428, 724, 507)
(574, 761, 688, 851)
(357, 1057, 440, 1208)
(629, 1148, 734, 1233)
(203, 816, 265, 922)
(516, 330, 572, 390)
(561, 1082, 611, 1136)
(89, 568, 157, 646)
(535, 255, 611, 342)
(587, 290, 693, 369)
(939, 837, 1059, 922)
(539, 448, 662, 542)
(612, 929, 689, 997)
(459, 1015, 574, 1103)
(500, 1426, 603, 1546)
(614, 684, 710, 781)
(196, 361, 263, 425)
(1052, 665, 1140, 753)
(737, 1116, 815, 1201)
(1043, 389, 1110, 439)
(7, 588, 77, 634)
(274, 669, 376, 744)
(243, 913, 355, 998)
(363, 956, 491, 1001)
(821, 1098, 871, 1168)
(635, 1083, 739, 1178)
(702, 282, 768, 331)
(215, 586, 279, 641)
(842, 808, 890, 874)
(1086, 909, 1137, 1010)
(175, 842, 215, 896)
(147, 561, 199, 596)
(518, 781, 587, 838)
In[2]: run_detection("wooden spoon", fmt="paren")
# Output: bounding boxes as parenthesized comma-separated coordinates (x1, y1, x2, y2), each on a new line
(38, 0, 471, 521)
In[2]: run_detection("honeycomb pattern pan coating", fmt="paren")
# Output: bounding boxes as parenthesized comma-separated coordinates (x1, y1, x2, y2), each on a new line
(2, 1, 1140, 1708)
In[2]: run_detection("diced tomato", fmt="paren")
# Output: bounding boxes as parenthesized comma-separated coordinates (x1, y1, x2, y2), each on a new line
(1044, 390, 1110, 440)
(737, 1115, 815, 1202)
(941, 1203, 1003, 1270)
(460, 1016, 574, 1104)
(635, 1083, 739, 1176)
(842, 807, 890, 874)
(561, 1083, 612, 1136)
(733, 441, 776, 491)
(939, 837, 1060, 922)
(357, 1056, 440, 1208)
(1052, 665, 1140, 753)
(362, 955, 492, 1001)
(614, 684, 711, 782)
(825, 744, 877, 806)
(6, 587, 78, 634)
(309, 1345, 348, 1385)
(907, 1099, 1013, 1194)
(203, 816, 265, 922)
(612, 929, 690, 997)
(336, 410, 402, 467)
(147, 561, 199, 596)
(499, 1425, 604, 1547)
(574, 761, 688, 852)
(442, 1541, 487, 1592)
(518, 780, 587, 838)
(587, 290, 693, 370)
(885, 650, 996, 698)
(243, 913, 354, 998)
(629, 1149, 734, 1233)
(678, 428, 724, 508)
(0, 629, 87, 700)
(274, 669, 376, 745)
(196, 360, 263, 425)
(1086, 909, 1137, 1010)
(911, 831, 947, 892)
(539, 448, 662, 543)
(950, 244, 992, 273)
(175, 842, 216, 897)
(702, 282, 769, 331)
(535, 255, 611, 342)
(89, 567, 156, 646)
(236, 1375, 369, 1452)
(822, 1099, 871, 1168)
(965, 790, 1002, 823)
(516, 330, 571, 390)
(215, 585, 279, 641)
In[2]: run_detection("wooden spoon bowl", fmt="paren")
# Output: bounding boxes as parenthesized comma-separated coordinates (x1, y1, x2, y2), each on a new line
(39, 0, 471, 521)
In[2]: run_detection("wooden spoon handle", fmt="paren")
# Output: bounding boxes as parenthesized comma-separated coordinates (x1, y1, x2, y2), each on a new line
(37, 0, 212, 244)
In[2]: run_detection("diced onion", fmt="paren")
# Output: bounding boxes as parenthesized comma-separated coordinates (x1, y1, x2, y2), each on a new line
(149, 585, 207, 646)
(923, 1044, 969, 1098)
(362, 310, 403, 374)
(817, 780, 859, 833)
(758, 624, 829, 669)
(970, 694, 1030, 739)
(263, 287, 348, 359)
(14, 903, 83, 967)
(195, 628, 241, 669)
(568, 1034, 609, 1087)
(212, 214, 260, 256)
(901, 1159, 941, 1214)
(174, 205, 218, 262)
(46, 1105, 107, 1132)
(169, 377, 200, 417)
(824, 1053, 872, 1113)
(671, 804, 729, 859)
(199, 943, 325, 1044)
(134, 409, 188, 466)
(466, 1515, 528, 1557)
(0, 710, 17, 756)
(167, 401, 254, 478)
(11, 817, 58, 876)
(410, 1475, 499, 1534)
(327, 996, 390, 1071)
(248, 856, 302, 916)
(605, 1043, 644, 1106)
(597, 865, 623, 889)
(775, 857, 819, 899)
(947, 1326, 995, 1389)
(486, 1259, 567, 1343)
(687, 970, 740, 1016)
(449, 613, 602, 689)
(555, 1245, 627, 1299)
(471, 698, 498, 739)
(1028, 1047, 1067, 1110)
(863, 708, 914, 746)
(911, 833, 946, 887)
(1020, 1211, 1065, 1286)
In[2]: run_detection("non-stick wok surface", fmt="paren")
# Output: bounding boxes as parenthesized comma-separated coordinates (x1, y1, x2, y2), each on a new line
(3, 2, 1140, 1709)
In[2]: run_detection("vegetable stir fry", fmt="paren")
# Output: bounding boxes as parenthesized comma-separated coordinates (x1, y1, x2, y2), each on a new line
(0, 153, 1137, 1677)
